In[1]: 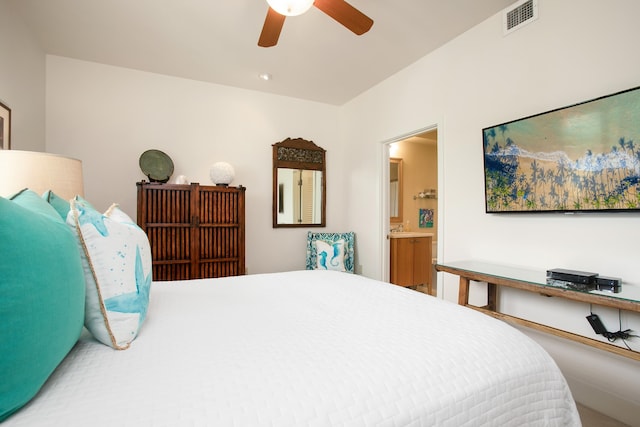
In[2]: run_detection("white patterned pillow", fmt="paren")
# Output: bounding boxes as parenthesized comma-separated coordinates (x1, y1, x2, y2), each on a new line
(68, 199, 152, 350)
(314, 239, 346, 272)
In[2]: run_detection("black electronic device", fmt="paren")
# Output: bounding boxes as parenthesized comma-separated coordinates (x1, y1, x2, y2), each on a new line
(595, 276, 622, 293)
(546, 268, 598, 285)
(586, 314, 608, 335)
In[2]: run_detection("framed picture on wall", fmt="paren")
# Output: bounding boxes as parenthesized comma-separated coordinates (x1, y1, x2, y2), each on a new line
(483, 85, 640, 213)
(0, 101, 10, 150)
(419, 208, 434, 228)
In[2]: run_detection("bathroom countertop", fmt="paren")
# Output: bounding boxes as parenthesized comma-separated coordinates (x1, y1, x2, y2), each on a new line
(388, 232, 434, 238)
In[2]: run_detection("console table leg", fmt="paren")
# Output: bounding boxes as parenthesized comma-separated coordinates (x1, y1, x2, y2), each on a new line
(458, 277, 470, 305)
(487, 283, 497, 311)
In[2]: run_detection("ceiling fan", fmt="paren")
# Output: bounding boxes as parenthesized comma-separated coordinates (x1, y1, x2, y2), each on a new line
(258, 0, 374, 47)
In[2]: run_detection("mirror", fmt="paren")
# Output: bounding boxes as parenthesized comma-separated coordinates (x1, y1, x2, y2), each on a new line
(390, 158, 403, 223)
(273, 138, 326, 228)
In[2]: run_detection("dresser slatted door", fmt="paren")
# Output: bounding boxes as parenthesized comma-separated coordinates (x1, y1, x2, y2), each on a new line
(198, 186, 246, 278)
(137, 183, 193, 281)
(137, 182, 246, 281)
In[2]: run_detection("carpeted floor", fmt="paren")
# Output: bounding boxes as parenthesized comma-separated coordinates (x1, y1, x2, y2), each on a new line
(577, 403, 630, 427)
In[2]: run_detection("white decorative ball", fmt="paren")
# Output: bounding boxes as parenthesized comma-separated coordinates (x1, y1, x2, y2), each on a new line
(209, 162, 235, 186)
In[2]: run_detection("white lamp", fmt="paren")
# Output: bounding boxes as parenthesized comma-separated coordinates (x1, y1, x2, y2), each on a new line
(0, 150, 84, 200)
(266, 0, 314, 16)
(209, 162, 235, 187)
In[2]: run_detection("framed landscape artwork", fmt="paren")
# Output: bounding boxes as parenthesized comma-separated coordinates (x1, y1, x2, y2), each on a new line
(0, 101, 10, 150)
(483, 85, 640, 213)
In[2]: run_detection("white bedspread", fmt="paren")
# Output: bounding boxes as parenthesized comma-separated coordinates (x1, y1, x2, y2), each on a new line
(5, 270, 580, 426)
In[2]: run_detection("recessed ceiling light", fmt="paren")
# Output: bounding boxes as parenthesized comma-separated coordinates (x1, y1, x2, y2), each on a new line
(259, 73, 272, 81)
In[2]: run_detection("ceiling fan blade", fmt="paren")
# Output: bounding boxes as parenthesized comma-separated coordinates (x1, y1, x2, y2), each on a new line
(258, 7, 286, 47)
(313, 0, 373, 35)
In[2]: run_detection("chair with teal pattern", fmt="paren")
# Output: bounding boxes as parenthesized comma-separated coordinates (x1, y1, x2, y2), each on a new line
(306, 232, 355, 273)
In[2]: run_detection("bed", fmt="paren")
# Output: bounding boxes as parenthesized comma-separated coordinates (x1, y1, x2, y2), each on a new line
(4, 270, 580, 426)
(1, 190, 580, 425)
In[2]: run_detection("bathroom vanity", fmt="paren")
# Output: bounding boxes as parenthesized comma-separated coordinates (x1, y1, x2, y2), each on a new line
(389, 232, 433, 293)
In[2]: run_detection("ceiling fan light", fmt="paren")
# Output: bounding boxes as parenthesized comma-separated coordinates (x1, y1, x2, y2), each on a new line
(266, 0, 314, 17)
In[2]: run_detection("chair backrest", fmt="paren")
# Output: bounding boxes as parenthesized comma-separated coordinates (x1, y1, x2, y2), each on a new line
(306, 232, 355, 273)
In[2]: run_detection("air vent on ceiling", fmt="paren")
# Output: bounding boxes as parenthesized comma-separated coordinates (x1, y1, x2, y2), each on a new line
(503, 0, 538, 35)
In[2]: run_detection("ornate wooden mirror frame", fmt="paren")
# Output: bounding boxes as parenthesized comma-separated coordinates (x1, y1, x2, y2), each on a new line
(272, 137, 326, 228)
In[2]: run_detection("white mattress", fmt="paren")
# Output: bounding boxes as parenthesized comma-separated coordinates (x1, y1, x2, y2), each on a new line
(5, 270, 580, 426)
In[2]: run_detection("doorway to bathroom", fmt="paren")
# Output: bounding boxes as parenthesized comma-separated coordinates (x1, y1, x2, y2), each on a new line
(383, 126, 439, 296)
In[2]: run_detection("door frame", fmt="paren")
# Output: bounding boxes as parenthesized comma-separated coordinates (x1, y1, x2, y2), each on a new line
(380, 123, 443, 296)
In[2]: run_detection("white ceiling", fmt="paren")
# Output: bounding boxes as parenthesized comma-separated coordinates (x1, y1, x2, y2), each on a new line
(8, 0, 514, 105)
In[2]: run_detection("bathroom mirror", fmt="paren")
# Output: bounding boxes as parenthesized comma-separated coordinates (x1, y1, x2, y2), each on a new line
(390, 158, 403, 223)
(273, 138, 326, 228)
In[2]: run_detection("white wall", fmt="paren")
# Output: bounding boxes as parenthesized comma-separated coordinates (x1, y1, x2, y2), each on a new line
(45, 56, 347, 275)
(0, 1, 45, 151)
(342, 0, 640, 424)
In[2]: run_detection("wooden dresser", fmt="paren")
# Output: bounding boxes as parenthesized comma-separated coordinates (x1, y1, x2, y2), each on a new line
(136, 181, 246, 281)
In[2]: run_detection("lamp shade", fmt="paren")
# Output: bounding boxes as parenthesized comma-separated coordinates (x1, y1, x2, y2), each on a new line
(209, 162, 235, 186)
(0, 150, 84, 200)
(266, 0, 314, 16)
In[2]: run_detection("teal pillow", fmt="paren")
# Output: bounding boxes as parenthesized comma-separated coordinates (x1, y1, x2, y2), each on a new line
(0, 191, 86, 421)
(13, 189, 63, 221)
(43, 190, 71, 220)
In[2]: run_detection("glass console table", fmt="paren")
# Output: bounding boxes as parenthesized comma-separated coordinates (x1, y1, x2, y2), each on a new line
(435, 260, 640, 361)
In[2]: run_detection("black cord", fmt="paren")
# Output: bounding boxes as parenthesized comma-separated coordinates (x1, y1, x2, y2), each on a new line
(589, 306, 639, 350)
(614, 310, 640, 350)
